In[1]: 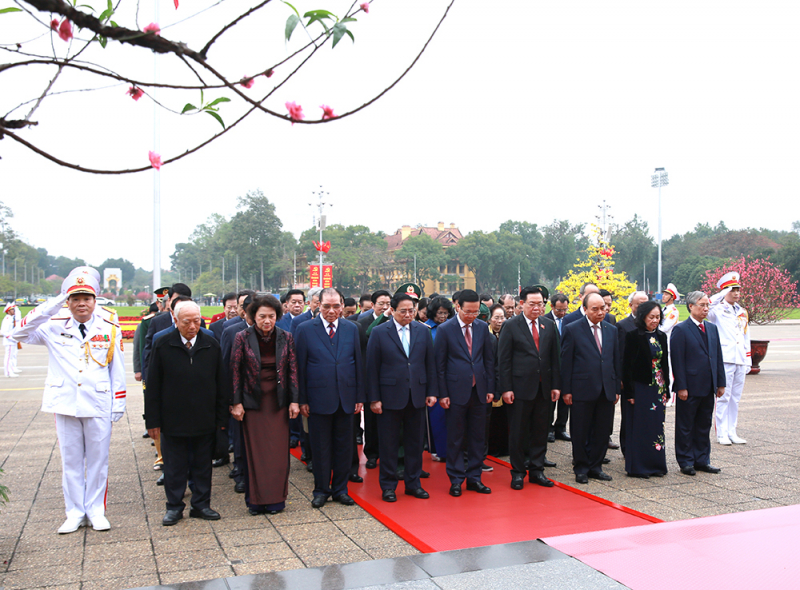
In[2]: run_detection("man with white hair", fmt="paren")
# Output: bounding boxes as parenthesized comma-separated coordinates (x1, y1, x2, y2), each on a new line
(146, 300, 228, 526)
(13, 269, 126, 534)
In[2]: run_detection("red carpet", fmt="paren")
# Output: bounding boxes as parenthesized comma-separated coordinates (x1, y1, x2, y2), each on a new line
(292, 448, 659, 552)
(543, 504, 800, 590)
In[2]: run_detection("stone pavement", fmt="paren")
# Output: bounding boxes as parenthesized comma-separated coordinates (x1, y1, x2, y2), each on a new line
(0, 322, 798, 590)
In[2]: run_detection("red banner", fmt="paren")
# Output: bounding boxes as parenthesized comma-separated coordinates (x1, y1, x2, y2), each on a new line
(308, 265, 333, 288)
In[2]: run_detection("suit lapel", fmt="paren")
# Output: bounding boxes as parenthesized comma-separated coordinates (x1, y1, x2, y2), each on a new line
(314, 319, 336, 359)
(453, 319, 471, 358)
(518, 315, 539, 356)
(388, 321, 407, 356)
(688, 320, 708, 353)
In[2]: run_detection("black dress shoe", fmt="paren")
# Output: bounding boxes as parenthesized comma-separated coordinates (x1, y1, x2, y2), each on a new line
(143, 432, 150, 438)
(404, 487, 430, 499)
(575, 473, 589, 484)
(382, 489, 397, 502)
(449, 484, 462, 497)
(466, 481, 492, 494)
(289, 438, 299, 449)
(694, 464, 720, 474)
(234, 481, 246, 493)
(530, 472, 555, 487)
(356, 435, 363, 445)
(212, 456, 230, 468)
(544, 458, 557, 468)
(306, 461, 313, 473)
(396, 469, 405, 480)
(588, 470, 612, 481)
(420, 470, 430, 479)
(365, 458, 378, 469)
(333, 493, 355, 506)
(228, 444, 234, 453)
(248, 508, 264, 516)
(555, 430, 572, 441)
(300, 453, 310, 463)
(510, 476, 524, 490)
(228, 468, 241, 479)
(156, 473, 165, 486)
(602, 457, 611, 464)
(608, 440, 620, 450)
(680, 466, 696, 476)
(349, 473, 363, 483)
(189, 507, 220, 520)
(162, 510, 183, 526)
(311, 496, 327, 508)
(547, 431, 556, 443)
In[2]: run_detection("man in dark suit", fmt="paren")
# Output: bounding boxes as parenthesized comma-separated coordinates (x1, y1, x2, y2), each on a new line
(290, 287, 322, 333)
(295, 288, 365, 508)
(145, 301, 228, 526)
(616, 291, 648, 456)
(276, 289, 306, 332)
(143, 283, 201, 372)
(499, 286, 561, 490)
(356, 289, 392, 469)
(210, 292, 238, 341)
(562, 282, 613, 328)
(599, 289, 617, 325)
(545, 292, 570, 442)
(434, 289, 496, 496)
(670, 291, 726, 476)
(561, 292, 621, 484)
(367, 293, 437, 502)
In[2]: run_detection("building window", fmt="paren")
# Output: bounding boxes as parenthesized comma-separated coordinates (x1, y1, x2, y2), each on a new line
(458, 265, 464, 275)
(447, 263, 456, 274)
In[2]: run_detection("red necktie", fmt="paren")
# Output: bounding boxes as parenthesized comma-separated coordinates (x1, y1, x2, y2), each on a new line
(699, 322, 706, 334)
(531, 320, 539, 350)
(464, 324, 475, 386)
(329, 324, 335, 339)
(592, 324, 602, 353)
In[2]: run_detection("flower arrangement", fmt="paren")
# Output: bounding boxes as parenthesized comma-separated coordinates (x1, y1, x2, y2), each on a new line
(701, 257, 799, 325)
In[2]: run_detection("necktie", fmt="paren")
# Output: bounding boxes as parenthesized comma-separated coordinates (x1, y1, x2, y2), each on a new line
(79, 323, 87, 339)
(592, 324, 602, 353)
(401, 326, 410, 357)
(699, 322, 706, 334)
(531, 320, 539, 350)
(328, 324, 335, 339)
(185, 340, 192, 350)
(464, 324, 475, 386)
(557, 318, 562, 335)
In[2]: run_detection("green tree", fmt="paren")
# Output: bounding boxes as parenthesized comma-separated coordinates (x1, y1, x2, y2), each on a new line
(449, 231, 533, 293)
(397, 234, 447, 284)
(538, 220, 589, 285)
(671, 255, 727, 294)
(775, 232, 800, 290)
(610, 215, 656, 285)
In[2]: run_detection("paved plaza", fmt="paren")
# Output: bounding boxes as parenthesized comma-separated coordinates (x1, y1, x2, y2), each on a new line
(0, 322, 798, 590)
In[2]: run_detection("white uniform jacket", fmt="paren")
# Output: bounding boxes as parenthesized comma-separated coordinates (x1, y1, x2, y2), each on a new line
(1, 314, 17, 346)
(708, 291, 752, 367)
(13, 294, 126, 417)
(661, 303, 679, 337)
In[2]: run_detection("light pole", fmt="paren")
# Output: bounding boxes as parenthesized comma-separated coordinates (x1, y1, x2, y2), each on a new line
(309, 186, 331, 288)
(651, 167, 669, 295)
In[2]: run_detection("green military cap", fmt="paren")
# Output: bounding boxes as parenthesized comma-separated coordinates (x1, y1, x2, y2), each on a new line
(154, 287, 170, 300)
(395, 282, 422, 300)
(478, 302, 490, 322)
(531, 284, 549, 301)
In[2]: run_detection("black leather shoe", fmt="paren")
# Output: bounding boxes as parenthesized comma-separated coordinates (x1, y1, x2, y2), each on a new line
(162, 510, 183, 526)
(602, 457, 611, 464)
(300, 453, 309, 463)
(608, 440, 620, 450)
(396, 469, 405, 480)
(588, 470, 612, 481)
(212, 456, 230, 468)
(306, 461, 313, 473)
(449, 484, 462, 497)
(547, 431, 556, 443)
(228, 468, 241, 479)
(420, 470, 430, 479)
(466, 481, 492, 494)
(382, 489, 397, 502)
(510, 476, 524, 490)
(289, 438, 299, 449)
(365, 458, 378, 469)
(694, 464, 720, 474)
(575, 473, 589, 484)
(404, 487, 429, 499)
(356, 435, 363, 445)
(311, 496, 327, 508)
(349, 474, 363, 483)
(530, 472, 555, 487)
(143, 432, 150, 438)
(555, 430, 571, 441)
(189, 507, 220, 520)
(248, 508, 264, 516)
(333, 494, 355, 506)
(156, 473, 165, 486)
(228, 444, 234, 453)
(544, 458, 557, 468)
(234, 481, 245, 493)
(680, 466, 697, 476)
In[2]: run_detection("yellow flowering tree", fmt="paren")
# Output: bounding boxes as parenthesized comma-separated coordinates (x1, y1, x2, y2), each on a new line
(555, 226, 638, 319)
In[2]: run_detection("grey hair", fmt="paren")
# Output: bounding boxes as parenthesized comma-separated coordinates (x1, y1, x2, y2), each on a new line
(685, 291, 706, 310)
(308, 286, 323, 300)
(174, 300, 201, 319)
(627, 290, 647, 304)
(579, 282, 598, 296)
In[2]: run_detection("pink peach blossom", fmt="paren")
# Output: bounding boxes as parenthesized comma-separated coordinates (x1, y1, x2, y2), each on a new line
(148, 151, 162, 170)
(50, 19, 59, 31)
(174, 0, 179, 8)
(265, 69, 274, 78)
(143, 23, 161, 35)
(285, 101, 304, 125)
(240, 77, 254, 89)
(320, 105, 336, 120)
(127, 86, 144, 101)
(360, 2, 369, 13)
(53, 18, 73, 42)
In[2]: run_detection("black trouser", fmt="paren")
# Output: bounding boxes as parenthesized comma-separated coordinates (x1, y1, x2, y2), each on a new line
(445, 387, 486, 485)
(508, 386, 550, 478)
(363, 405, 380, 461)
(570, 394, 615, 475)
(619, 398, 628, 456)
(378, 399, 425, 491)
(289, 416, 302, 442)
(675, 392, 715, 468)
(161, 432, 214, 512)
(229, 415, 243, 482)
(308, 404, 353, 499)
(550, 398, 569, 433)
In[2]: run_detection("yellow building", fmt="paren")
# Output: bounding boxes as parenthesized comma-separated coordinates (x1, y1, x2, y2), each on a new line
(385, 222, 476, 296)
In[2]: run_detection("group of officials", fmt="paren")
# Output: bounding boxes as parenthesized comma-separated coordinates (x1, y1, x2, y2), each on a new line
(14, 264, 751, 533)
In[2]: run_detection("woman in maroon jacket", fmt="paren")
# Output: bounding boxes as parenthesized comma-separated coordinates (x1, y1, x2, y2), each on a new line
(230, 295, 299, 515)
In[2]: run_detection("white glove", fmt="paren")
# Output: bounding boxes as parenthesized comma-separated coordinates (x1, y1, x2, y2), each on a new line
(60, 275, 70, 296)
(111, 412, 124, 423)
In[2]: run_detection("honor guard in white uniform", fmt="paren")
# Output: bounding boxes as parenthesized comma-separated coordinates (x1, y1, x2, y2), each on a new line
(661, 283, 681, 406)
(13, 269, 126, 533)
(2, 303, 21, 377)
(707, 272, 751, 445)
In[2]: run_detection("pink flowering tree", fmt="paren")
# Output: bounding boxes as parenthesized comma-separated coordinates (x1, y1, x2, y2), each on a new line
(701, 257, 800, 325)
(0, 0, 454, 173)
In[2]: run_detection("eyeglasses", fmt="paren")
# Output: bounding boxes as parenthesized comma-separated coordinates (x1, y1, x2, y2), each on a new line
(526, 303, 546, 309)
(461, 310, 480, 317)
(321, 304, 342, 311)
(396, 309, 416, 315)
(693, 303, 710, 309)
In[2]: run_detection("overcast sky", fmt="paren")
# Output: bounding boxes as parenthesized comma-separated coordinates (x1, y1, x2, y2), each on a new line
(3, 0, 799, 271)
